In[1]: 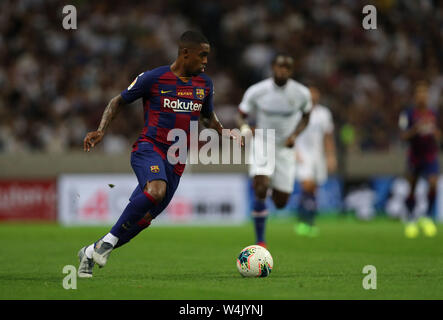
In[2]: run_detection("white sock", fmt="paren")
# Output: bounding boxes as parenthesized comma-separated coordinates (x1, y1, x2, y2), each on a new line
(85, 244, 94, 259)
(102, 233, 119, 246)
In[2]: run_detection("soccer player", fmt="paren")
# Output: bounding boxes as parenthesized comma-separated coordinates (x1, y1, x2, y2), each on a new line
(293, 86, 337, 237)
(399, 81, 440, 238)
(77, 31, 239, 278)
(237, 53, 312, 248)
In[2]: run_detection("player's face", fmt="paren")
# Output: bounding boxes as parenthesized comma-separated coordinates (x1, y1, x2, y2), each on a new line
(186, 43, 210, 76)
(272, 56, 294, 86)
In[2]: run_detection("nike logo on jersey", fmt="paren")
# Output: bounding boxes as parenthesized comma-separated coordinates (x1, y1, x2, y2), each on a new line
(161, 90, 173, 94)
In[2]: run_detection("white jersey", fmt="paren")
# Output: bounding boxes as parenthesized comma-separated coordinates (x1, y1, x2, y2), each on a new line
(239, 78, 312, 146)
(295, 104, 334, 184)
(296, 104, 334, 157)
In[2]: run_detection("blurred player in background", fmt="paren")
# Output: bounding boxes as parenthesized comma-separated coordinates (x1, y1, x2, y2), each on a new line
(78, 31, 239, 278)
(293, 86, 337, 237)
(237, 53, 312, 248)
(399, 81, 441, 238)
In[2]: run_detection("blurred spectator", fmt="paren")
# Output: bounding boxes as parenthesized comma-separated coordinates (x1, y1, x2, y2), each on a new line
(0, 0, 442, 154)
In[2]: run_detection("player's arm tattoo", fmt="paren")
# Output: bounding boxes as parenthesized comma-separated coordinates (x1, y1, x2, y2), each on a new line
(97, 95, 127, 132)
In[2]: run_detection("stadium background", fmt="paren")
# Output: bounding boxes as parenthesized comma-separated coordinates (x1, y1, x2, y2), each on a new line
(0, 0, 442, 224)
(2, 0, 443, 302)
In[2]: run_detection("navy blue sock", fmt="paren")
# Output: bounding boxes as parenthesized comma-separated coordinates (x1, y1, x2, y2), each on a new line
(253, 198, 267, 243)
(253, 198, 266, 212)
(405, 194, 416, 221)
(298, 191, 316, 225)
(110, 191, 157, 239)
(427, 189, 436, 218)
(254, 217, 267, 243)
(114, 218, 151, 249)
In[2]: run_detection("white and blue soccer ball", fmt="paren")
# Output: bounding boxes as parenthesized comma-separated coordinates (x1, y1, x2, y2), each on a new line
(236, 245, 273, 277)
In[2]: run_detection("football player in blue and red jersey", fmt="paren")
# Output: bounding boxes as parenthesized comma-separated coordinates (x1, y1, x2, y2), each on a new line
(77, 31, 240, 278)
(399, 81, 441, 238)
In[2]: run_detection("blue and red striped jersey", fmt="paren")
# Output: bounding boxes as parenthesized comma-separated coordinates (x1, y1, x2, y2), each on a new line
(120, 65, 214, 175)
(399, 106, 439, 163)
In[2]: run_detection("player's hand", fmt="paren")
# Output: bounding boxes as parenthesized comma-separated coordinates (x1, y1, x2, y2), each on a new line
(238, 124, 255, 147)
(224, 130, 245, 147)
(83, 130, 104, 152)
(285, 135, 296, 148)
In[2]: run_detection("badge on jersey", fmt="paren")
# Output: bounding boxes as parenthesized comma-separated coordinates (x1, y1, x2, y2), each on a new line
(150, 165, 160, 173)
(127, 72, 144, 90)
(195, 88, 205, 100)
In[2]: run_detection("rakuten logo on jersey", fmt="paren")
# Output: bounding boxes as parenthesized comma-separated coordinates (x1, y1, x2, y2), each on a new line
(162, 97, 202, 113)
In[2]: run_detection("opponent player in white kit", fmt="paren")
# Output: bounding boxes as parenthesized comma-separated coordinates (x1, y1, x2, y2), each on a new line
(237, 53, 312, 247)
(294, 86, 337, 236)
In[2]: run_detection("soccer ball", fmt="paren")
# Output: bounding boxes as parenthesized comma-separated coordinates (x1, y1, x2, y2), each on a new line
(236, 245, 273, 277)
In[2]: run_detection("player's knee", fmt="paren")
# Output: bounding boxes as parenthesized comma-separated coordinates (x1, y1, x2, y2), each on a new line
(272, 191, 289, 209)
(253, 176, 269, 199)
(144, 181, 167, 203)
(302, 180, 316, 194)
(273, 198, 288, 209)
(148, 189, 166, 203)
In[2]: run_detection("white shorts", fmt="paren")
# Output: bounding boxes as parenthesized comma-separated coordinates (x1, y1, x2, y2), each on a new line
(295, 150, 327, 185)
(248, 138, 296, 194)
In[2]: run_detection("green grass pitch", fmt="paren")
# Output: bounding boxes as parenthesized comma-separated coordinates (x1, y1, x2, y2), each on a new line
(1, 217, 443, 300)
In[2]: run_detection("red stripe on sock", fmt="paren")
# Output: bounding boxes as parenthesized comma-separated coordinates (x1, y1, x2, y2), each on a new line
(137, 218, 151, 228)
(143, 191, 158, 205)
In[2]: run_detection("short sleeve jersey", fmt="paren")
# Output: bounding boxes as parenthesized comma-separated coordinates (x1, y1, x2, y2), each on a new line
(121, 65, 214, 150)
(239, 78, 312, 146)
(398, 106, 439, 163)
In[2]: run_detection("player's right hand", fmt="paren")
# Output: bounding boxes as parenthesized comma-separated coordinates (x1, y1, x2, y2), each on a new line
(83, 130, 104, 152)
(239, 124, 255, 146)
(285, 135, 296, 148)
